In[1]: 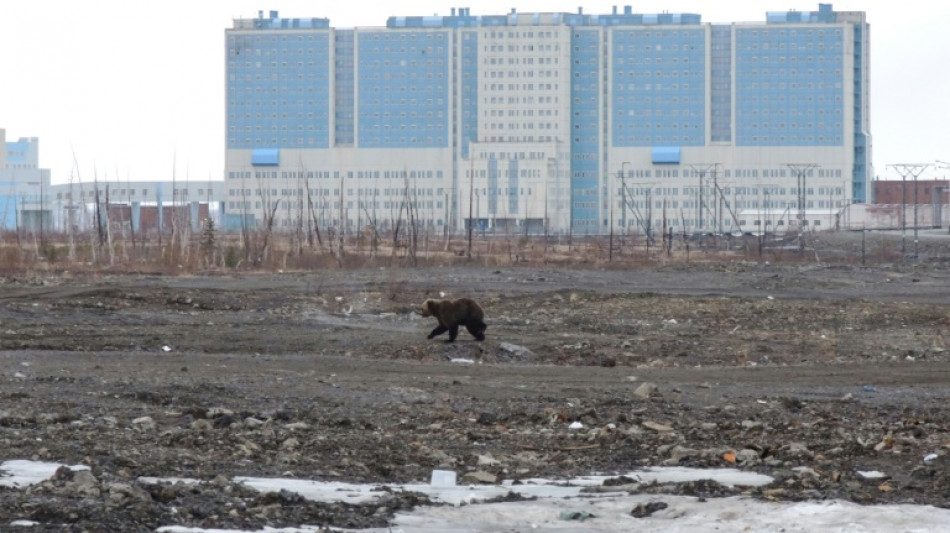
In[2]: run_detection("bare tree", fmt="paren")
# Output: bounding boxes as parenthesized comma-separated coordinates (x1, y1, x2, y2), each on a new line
(293, 164, 306, 257)
(360, 190, 382, 256)
(239, 174, 251, 265)
(404, 174, 420, 266)
(126, 177, 136, 260)
(303, 174, 324, 250)
(67, 151, 82, 262)
(337, 171, 345, 262)
(256, 188, 280, 266)
(390, 190, 406, 260)
(104, 183, 115, 267)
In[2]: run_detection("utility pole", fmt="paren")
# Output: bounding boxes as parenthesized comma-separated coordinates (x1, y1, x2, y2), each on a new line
(545, 158, 553, 244)
(888, 164, 929, 261)
(937, 160, 950, 233)
(38, 178, 46, 251)
(711, 164, 723, 234)
(786, 164, 818, 253)
(608, 181, 613, 262)
(646, 187, 653, 249)
(523, 185, 529, 237)
(620, 162, 632, 235)
(467, 155, 474, 260)
(339, 170, 345, 257)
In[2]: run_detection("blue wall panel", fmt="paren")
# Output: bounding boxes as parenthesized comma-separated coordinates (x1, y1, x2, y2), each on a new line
(571, 29, 602, 232)
(357, 30, 449, 148)
(0, 194, 16, 229)
(508, 159, 519, 215)
(652, 146, 681, 164)
(611, 27, 706, 147)
(334, 30, 355, 145)
(225, 31, 332, 149)
(735, 26, 845, 147)
(851, 24, 867, 202)
(251, 148, 280, 166)
(460, 31, 478, 157)
(488, 156, 498, 215)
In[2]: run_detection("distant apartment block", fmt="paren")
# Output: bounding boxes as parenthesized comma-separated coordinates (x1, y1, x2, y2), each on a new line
(0, 128, 52, 231)
(225, 4, 866, 236)
(46, 179, 226, 236)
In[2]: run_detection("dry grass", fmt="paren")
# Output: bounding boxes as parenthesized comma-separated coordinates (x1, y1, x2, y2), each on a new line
(0, 226, 938, 277)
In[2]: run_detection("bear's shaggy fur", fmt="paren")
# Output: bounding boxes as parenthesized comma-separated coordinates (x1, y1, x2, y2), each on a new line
(419, 298, 487, 342)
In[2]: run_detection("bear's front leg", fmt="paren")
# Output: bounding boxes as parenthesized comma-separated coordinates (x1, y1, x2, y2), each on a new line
(428, 324, 448, 339)
(446, 324, 460, 342)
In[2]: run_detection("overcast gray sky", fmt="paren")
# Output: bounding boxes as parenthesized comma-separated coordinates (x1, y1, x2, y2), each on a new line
(2, 0, 948, 184)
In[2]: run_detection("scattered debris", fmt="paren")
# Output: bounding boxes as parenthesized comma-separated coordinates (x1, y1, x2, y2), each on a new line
(2, 264, 950, 529)
(559, 510, 596, 521)
(631, 501, 669, 518)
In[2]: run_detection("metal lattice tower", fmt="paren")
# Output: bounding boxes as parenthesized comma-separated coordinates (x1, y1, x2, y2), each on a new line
(786, 164, 818, 252)
(689, 164, 718, 234)
(888, 164, 930, 260)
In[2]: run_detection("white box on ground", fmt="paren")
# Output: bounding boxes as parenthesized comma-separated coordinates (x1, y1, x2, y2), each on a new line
(430, 469, 457, 487)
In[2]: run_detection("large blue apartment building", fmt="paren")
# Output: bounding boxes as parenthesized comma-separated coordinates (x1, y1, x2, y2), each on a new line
(224, 3, 869, 236)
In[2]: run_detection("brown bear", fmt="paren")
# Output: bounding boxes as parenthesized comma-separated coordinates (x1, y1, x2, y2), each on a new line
(418, 298, 487, 342)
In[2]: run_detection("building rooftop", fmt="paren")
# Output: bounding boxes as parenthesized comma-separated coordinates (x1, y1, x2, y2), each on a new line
(231, 4, 852, 31)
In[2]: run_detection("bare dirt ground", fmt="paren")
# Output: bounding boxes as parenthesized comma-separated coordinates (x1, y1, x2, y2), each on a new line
(2, 234, 950, 531)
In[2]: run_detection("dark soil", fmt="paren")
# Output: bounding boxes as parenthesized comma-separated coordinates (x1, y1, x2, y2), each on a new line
(2, 257, 950, 530)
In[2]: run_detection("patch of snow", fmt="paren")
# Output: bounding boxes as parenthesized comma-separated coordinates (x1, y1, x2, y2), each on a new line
(379, 495, 950, 533)
(233, 467, 773, 508)
(0, 460, 88, 488)
(7, 460, 949, 533)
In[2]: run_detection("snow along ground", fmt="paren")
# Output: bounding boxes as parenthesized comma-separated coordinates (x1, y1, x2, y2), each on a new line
(4, 460, 950, 532)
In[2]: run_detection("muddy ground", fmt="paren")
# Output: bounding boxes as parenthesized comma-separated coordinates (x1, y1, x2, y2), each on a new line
(2, 239, 950, 530)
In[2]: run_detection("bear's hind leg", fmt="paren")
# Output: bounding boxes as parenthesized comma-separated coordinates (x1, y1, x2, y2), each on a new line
(428, 324, 448, 339)
(466, 321, 487, 341)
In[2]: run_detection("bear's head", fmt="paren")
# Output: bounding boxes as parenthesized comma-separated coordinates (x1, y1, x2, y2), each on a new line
(418, 299, 436, 317)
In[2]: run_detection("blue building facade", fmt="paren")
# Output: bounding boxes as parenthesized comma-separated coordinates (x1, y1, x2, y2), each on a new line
(356, 30, 450, 149)
(571, 28, 601, 230)
(225, 13, 332, 149)
(611, 27, 706, 148)
(224, 4, 870, 235)
(0, 130, 51, 231)
(734, 25, 844, 147)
